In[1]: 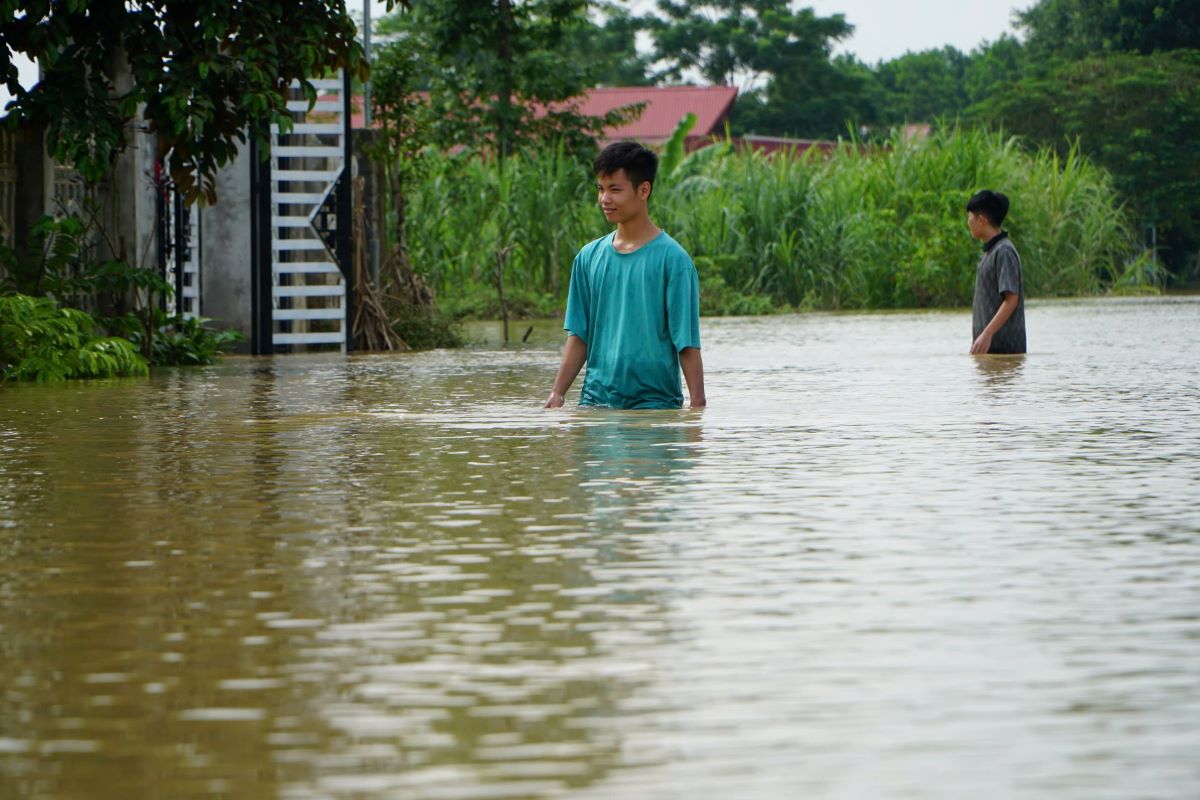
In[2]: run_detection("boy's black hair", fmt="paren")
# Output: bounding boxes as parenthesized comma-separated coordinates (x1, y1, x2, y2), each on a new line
(593, 141, 658, 195)
(966, 190, 1010, 227)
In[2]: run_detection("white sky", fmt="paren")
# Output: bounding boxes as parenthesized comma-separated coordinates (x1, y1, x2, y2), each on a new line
(807, 0, 1035, 63)
(3, 1, 1036, 109)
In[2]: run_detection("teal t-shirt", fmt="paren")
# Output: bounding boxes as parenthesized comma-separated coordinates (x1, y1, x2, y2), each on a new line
(563, 231, 701, 409)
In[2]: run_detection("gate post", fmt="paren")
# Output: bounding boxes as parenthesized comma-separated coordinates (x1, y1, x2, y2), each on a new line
(249, 131, 274, 355)
(339, 69, 355, 352)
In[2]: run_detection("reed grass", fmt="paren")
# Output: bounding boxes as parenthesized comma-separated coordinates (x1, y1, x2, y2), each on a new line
(402, 127, 1148, 316)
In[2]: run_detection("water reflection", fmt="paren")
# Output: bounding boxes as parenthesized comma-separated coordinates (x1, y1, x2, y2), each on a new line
(571, 412, 703, 526)
(972, 353, 1026, 388)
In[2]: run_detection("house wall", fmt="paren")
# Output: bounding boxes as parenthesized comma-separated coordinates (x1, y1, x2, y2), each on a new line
(199, 145, 255, 351)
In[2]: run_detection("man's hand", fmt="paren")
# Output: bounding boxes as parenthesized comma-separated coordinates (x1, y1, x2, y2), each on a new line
(970, 331, 993, 355)
(544, 335, 587, 408)
(972, 292, 1018, 355)
(679, 347, 705, 408)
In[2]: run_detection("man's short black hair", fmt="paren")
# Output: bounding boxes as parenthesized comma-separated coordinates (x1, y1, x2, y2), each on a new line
(593, 141, 658, 194)
(966, 190, 1010, 227)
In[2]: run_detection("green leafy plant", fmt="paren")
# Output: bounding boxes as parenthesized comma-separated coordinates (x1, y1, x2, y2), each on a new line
(1, 0, 402, 203)
(0, 294, 148, 383)
(0, 215, 88, 297)
(118, 311, 245, 366)
(390, 306, 466, 351)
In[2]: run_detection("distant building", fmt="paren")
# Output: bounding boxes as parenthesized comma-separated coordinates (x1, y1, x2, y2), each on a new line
(573, 85, 737, 149)
(349, 84, 835, 156)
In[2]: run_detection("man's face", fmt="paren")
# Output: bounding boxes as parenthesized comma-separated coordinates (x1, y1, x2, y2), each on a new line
(596, 169, 648, 224)
(967, 210, 988, 240)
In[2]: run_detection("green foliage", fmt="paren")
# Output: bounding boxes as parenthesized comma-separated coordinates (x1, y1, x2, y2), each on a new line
(405, 129, 1147, 315)
(406, 143, 596, 308)
(438, 285, 562, 321)
(569, 2, 655, 87)
(0, 215, 87, 297)
(118, 312, 244, 366)
(872, 47, 970, 124)
(2, 211, 243, 369)
(390, 306, 467, 350)
(0, 294, 148, 383)
(972, 50, 1200, 274)
(1018, 0, 1200, 63)
(963, 35, 1026, 106)
(645, 0, 862, 139)
(1, 1, 398, 203)
(377, 0, 642, 160)
(698, 274, 780, 317)
(659, 113, 698, 177)
(0, 213, 173, 308)
(647, 0, 852, 87)
(643, 1, 1197, 277)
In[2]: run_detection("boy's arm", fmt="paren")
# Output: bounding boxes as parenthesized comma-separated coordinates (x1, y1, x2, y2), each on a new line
(545, 335, 588, 407)
(679, 347, 706, 408)
(970, 292, 1019, 354)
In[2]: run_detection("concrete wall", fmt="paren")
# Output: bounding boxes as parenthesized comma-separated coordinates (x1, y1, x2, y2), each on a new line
(104, 51, 159, 278)
(199, 145, 254, 351)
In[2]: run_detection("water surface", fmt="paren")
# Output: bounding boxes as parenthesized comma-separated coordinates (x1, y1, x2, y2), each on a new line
(2, 297, 1198, 799)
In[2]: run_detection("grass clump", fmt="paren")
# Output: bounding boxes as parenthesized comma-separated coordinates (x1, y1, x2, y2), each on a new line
(403, 127, 1151, 316)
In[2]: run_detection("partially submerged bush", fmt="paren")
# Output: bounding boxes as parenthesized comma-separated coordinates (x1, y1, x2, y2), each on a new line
(0, 294, 148, 382)
(391, 304, 466, 350)
(119, 312, 245, 366)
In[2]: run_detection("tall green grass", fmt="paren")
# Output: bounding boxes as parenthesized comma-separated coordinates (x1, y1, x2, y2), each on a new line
(403, 127, 1148, 316)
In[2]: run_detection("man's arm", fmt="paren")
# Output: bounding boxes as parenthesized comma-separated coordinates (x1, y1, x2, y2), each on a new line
(544, 335, 588, 407)
(679, 347, 705, 408)
(970, 292, 1019, 354)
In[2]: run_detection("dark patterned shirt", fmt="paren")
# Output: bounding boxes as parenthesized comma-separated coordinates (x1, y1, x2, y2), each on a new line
(972, 232, 1026, 354)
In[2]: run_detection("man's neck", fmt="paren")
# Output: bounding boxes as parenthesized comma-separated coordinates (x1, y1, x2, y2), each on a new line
(613, 215, 660, 252)
(981, 228, 1007, 251)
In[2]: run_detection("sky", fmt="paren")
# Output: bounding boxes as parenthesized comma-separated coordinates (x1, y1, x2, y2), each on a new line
(2, 1, 1035, 108)
(807, 0, 1034, 63)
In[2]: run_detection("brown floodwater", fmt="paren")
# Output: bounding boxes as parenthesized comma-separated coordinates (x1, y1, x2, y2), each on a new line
(1, 297, 1198, 799)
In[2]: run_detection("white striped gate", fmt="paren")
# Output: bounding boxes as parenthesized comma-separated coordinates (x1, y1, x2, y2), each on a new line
(255, 73, 352, 352)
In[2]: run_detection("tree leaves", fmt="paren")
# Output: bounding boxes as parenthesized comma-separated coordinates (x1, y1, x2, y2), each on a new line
(2, 0, 369, 204)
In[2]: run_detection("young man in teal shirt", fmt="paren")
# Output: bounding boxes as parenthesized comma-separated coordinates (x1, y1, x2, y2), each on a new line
(544, 141, 705, 410)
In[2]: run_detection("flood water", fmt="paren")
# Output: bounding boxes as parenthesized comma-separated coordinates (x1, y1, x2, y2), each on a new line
(1, 296, 1198, 799)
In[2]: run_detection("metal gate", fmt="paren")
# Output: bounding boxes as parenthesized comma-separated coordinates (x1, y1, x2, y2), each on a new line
(251, 73, 352, 353)
(160, 184, 200, 319)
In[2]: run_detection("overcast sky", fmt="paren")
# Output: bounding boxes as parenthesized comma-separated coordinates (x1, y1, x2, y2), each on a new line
(807, 0, 1034, 63)
(3, 1, 1035, 108)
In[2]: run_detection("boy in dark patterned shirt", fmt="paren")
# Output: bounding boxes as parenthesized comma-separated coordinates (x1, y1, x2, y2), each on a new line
(967, 190, 1026, 354)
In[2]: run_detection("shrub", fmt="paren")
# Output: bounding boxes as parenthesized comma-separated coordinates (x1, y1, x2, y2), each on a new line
(118, 312, 245, 366)
(0, 294, 148, 382)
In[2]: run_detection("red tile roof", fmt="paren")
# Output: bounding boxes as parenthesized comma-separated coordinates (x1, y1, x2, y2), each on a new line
(573, 86, 738, 144)
(348, 85, 738, 145)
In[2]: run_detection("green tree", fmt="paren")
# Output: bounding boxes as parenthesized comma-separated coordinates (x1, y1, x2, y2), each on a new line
(647, 0, 852, 87)
(1018, 0, 1200, 63)
(644, 0, 859, 137)
(963, 35, 1026, 105)
(378, 0, 637, 160)
(570, 2, 654, 87)
(1, 0, 398, 203)
(973, 49, 1200, 275)
(873, 47, 969, 124)
(735, 53, 876, 138)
